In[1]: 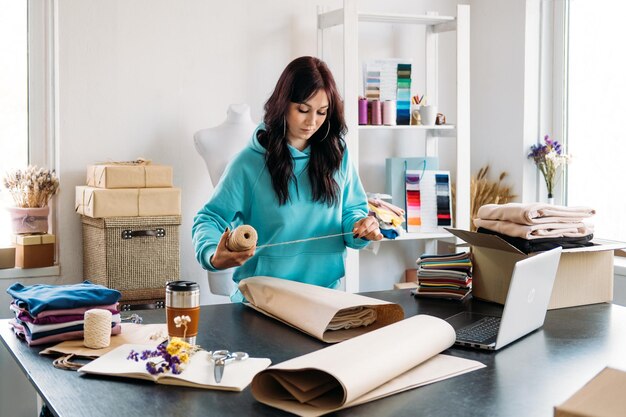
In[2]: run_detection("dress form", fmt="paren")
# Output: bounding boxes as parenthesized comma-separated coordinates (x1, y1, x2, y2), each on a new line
(194, 103, 257, 187)
(194, 104, 256, 297)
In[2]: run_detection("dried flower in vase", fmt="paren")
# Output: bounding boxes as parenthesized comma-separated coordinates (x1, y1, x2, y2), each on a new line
(2, 166, 60, 208)
(528, 135, 571, 199)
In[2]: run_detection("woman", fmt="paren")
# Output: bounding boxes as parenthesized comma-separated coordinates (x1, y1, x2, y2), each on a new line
(192, 56, 382, 301)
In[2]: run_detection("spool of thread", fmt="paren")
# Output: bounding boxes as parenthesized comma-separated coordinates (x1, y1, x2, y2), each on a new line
(382, 100, 397, 126)
(370, 100, 382, 125)
(226, 225, 258, 252)
(358, 98, 368, 125)
(84, 309, 113, 349)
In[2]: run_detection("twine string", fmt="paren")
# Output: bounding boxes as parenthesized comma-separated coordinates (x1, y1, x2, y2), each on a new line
(227, 225, 355, 252)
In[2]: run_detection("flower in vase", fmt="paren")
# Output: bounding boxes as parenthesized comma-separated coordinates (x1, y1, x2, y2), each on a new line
(2, 166, 59, 208)
(528, 135, 571, 198)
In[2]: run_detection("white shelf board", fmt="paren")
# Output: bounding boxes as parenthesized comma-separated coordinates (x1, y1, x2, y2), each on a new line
(358, 13, 454, 26)
(0, 265, 60, 280)
(382, 231, 453, 242)
(358, 124, 455, 131)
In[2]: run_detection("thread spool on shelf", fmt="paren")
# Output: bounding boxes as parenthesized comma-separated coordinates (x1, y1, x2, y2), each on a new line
(84, 309, 113, 349)
(226, 225, 258, 252)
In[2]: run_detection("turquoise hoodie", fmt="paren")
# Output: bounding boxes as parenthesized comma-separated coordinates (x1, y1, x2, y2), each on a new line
(192, 123, 370, 301)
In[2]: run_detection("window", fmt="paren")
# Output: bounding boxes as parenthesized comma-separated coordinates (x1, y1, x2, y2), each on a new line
(0, 1, 55, 245)
(565, 0, 626, 241)
(0, 2, 28, 243)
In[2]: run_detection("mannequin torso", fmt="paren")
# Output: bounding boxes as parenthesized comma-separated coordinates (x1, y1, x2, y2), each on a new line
(194, 103, 257, 187)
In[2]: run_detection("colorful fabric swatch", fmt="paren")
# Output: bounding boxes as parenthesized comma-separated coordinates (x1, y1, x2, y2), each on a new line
(396, 63, 412, 125)
(406, 173, 422, 230)
(405, 170, 453, 232)
(435, 174, 452, 226)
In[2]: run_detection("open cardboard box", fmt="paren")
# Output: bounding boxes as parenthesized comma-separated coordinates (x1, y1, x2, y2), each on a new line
(447, 228, 626, 310)
(555, 367, 626, 417)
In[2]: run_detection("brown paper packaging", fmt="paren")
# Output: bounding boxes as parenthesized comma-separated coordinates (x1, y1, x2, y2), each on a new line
(14, 234, 55, 268)
(75, 186, 181, 218)
(86, 164, 173, 189)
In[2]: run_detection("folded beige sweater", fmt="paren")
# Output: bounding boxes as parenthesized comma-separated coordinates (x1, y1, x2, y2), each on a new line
(473, 218, 594, 240)
(477, 203, 595, 225)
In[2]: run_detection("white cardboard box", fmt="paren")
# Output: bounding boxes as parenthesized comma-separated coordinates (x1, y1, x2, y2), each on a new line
(554, 367, 626, 417)
(447, 229, 626, 310)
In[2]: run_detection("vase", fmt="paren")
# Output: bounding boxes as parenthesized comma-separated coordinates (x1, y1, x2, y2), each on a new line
(6, 206, 50, 235)
(547, 194, 555, 205)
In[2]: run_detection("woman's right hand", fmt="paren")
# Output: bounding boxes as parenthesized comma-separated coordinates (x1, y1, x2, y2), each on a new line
(210, 229, 256, 270)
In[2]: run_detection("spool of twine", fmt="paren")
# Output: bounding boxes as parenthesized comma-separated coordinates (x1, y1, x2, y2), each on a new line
(84, 309, 113, 349)
(226, 225, 258, 252)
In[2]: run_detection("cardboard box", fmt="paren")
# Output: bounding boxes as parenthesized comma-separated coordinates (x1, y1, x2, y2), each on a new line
(86, 163, 173, 188)
(14, 234, 55, 269)
(555, 367, 626, 417)
(75, 186, 181, 218)
(405, 268, 418, 283)
(0, 245, 16, 269)
(447, 229, 626, 310)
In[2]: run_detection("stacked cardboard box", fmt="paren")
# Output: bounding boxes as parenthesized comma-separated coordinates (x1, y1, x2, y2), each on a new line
(76, 161, 181, 308)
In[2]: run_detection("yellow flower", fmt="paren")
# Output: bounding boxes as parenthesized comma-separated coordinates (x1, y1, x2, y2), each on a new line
(167, 338, 190, 356)
(178, 352, 190, 363)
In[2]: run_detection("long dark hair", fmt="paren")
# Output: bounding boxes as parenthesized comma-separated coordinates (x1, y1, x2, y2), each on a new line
(259, 56, 347, 206)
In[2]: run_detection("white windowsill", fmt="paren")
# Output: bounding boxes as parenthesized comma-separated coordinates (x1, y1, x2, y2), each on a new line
(0, 265, 60, 280)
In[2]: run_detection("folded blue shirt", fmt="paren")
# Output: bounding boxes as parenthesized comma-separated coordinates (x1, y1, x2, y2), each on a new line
(6, 281, 121, 315)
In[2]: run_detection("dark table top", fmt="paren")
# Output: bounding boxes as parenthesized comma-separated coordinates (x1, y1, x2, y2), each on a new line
(2, 290, 626, 417)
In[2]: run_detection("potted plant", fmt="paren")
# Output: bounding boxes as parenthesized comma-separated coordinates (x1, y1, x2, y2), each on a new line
(2, 166, 60, 234)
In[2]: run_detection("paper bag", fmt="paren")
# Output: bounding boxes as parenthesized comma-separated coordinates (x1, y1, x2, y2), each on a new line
(238, 276, 404, 343)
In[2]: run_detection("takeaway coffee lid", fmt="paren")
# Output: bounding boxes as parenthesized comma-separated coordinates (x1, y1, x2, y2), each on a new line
(166, 280, 199, 292)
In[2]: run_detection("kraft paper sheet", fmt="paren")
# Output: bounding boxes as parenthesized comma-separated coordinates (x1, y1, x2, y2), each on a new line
(238, 276, 404, 343)
(251, 314, 485, 417)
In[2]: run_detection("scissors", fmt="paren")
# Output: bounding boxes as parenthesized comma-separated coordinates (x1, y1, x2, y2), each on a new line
(209, 350, 249, 383)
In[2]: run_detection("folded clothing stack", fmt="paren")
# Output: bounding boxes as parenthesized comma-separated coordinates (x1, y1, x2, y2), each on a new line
(474, 203, 596, 254)
(6, 281, 122, 346)
(367, 198, 405, 240)
(413, 252, 472, 301)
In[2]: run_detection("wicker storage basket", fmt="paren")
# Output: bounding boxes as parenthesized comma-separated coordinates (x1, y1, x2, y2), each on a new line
(81, 215, 180, 300)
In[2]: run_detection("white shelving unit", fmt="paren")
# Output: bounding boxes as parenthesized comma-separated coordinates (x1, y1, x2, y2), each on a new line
(317, 1, 470, 292)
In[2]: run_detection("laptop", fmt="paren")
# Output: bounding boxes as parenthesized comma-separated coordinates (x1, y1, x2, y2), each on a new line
(445, 247, 562, 351)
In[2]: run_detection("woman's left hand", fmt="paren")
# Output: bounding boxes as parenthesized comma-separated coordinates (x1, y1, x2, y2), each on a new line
(353, 216, 383, 241)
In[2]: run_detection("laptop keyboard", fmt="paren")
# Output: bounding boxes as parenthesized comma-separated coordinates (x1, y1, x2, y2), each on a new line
(456, 316, 501, 343)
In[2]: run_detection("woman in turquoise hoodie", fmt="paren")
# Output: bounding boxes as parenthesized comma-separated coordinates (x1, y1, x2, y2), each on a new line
(192, 56, 382, 301)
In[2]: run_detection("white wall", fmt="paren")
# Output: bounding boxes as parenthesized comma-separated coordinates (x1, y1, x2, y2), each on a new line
(52, 0, 480, 302)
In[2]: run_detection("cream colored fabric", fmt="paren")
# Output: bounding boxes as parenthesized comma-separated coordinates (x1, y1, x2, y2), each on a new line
(326, 306, 377, 331)
(40, 323, 167, 358)
(251, 315, 485, 417)
(238, 276, 404, 343)
(473, 218, 594, 239)
(477, 203, 595, 225)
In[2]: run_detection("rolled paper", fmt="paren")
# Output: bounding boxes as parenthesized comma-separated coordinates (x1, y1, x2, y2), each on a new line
(227, 225, 258, 252)
(382, 100, 397, 126)
(358, 98, 368, 125)
(84, 309, 113, 349)
(370, 100, 382, 125)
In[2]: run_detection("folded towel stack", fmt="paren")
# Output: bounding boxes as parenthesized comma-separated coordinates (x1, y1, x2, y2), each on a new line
(6, 281, 122, 346)
(413, 252, 472, 301)
(367, 198, 405, 240)
(474, 203, 596, 254)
